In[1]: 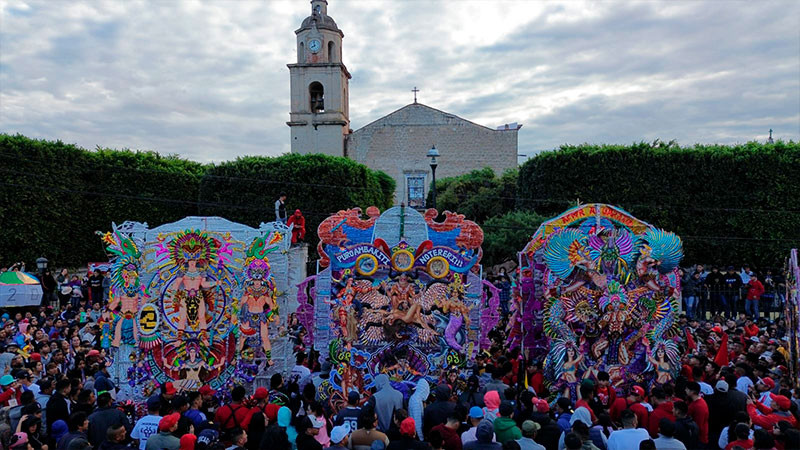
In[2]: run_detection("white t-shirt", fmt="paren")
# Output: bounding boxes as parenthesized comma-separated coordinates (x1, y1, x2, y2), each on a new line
(607, 428, 650, 450)
(291, 364, 312, 388)
(131, 414, 162, 450)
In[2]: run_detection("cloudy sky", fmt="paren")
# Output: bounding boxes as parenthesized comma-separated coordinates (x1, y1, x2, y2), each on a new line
(1, 0, 798, 162)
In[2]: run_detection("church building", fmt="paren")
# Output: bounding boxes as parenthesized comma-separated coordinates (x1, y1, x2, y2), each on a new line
(288, 0, 521, 205)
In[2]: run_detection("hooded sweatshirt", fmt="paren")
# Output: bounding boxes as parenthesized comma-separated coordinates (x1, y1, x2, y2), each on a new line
(482, 391, 501, 423)
(371, 374, 403, 433)
(408, 379, 430, 441)
(493, 415, 521, 444)
(423, 384, 456, 436)
(464, 420, 502, 450)
(277, 406, 297, 447)
(557, 408, 607, 450)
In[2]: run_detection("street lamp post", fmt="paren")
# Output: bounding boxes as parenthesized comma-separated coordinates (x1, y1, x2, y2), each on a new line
(427, 145, 439, 210)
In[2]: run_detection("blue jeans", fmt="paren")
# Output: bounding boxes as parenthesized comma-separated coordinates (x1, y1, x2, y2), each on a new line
(719, 294, 735, 318)
(745, 299, 760, 318)
(685, 295, 698, 319)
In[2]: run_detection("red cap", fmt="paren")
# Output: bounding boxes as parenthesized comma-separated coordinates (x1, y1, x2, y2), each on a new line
(760, 377, 776, 390)
(711, 326, 723, 333)
(179, 434, 196, 450)
(770, 393, 791, 410)
(254, 387, 269, 400)
(532, 398, 549, 413)
(164, 382, 177, 396)
(265, 404, 280, 422)
(159, 413, 181, 431)
(400, 417, 416, 436)
(631, 386, 645, 397)
(198, 385, 216, 396)
(29, 353, 41, 362)
(87, 350, 100, 357)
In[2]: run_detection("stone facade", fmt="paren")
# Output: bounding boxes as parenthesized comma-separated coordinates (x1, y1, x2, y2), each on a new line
(346, 103, 519, 204)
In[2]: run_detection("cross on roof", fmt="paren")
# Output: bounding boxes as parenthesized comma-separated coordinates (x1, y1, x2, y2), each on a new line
(412, 86, 419, 104)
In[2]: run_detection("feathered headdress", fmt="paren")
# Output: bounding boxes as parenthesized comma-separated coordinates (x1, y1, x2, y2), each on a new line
(169, 229, 220, 268)
(101, 224, 142, 296)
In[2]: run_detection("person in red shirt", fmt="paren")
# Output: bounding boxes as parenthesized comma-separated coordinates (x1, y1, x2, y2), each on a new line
(743, 318, 759, 338)
(685, 381, 709, 445)
(575, 384, 597, 424)
(647, 387, 675, 438)
(745, 274, 765, 319)
(611, 386, 649, 428)
(746, 393, 798, 430)
(594, 371, 616, 412)
(430, 415, 462, 450)
(725, 423, 754, 450)
(214, 386, 252, 442)
(287, 209, 306, 245)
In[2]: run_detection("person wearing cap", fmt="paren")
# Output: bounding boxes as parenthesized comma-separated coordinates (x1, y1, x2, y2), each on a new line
(746, 392, 798, 430)
(197, 385, 217, 417)
(146, 413, 181, 450)
(287, 209, 306, 245)
(386, 417, 430, 450)
(755, 376, 775, 404)
(328, 423, 350, 450)
(1, 372, 22, 407)
(195, 429, 219, 450)
(348, 409, 388, 449)
(333, 390, 361, 432)
(157, 382, 178, 416)
(430, 415, 462, 450)
(615, 385, 649, 431)
(462, 406, 494, 445)
(721, 266, 741, 319)
(132, 396, 163, 450)
(516, 420, 544, 450)
(684, 381, 709, 446)
(295, 415, 324, 450)
(87, 392, 130, 446)
(493, 401, 521, 444)
(178, 434, 196, 450)
(463, 420, 501, 450)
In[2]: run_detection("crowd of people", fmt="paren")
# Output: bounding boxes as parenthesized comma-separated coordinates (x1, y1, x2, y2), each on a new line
(0, 260, 795, 450)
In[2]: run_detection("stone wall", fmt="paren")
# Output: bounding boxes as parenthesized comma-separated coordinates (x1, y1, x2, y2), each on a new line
(347, 103, 518, 204)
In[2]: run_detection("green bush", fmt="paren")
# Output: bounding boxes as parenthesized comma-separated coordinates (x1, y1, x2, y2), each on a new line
(0, 134, 394, 269)
(483, 210, 546, 265)
(428, 168, 517, 223)
(517, 141, 800, 267)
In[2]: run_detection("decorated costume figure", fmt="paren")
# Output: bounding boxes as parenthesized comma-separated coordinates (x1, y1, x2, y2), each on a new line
(100, 226, 144, 347)
(162, 231, 223, 343)
(239, 233, 283, 365)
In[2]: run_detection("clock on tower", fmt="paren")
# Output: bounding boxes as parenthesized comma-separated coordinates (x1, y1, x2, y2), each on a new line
(287, 0, 351, 157)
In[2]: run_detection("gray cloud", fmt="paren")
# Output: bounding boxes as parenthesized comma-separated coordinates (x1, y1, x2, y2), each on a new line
(1, 0, 797, 162)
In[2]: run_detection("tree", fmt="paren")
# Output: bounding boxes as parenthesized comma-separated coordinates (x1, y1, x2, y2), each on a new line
(482, 210, 546, 266)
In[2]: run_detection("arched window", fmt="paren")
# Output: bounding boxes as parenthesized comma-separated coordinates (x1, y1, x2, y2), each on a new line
(309, 82, 324, 112)
(328, 41, 336, 63)
(298, 42, 305, 63)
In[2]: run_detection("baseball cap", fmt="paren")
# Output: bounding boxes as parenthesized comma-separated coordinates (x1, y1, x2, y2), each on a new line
(197, 429, 219, 446)
(87, 350, 100, 357)
(198, 385, 216, 396)
(308, 415, 324, 429)
(400, 417, 416, 436)
(532, 398, 549, 413)
(715, 380, 729, 392)
(29, 353, 42, 362)
(163, 382, 177, 396)
(254, 387, 269, 400)
(770, 393, 791, 410)
(759, 377, 775, 390)
(469, 406, 484, 419)
(22, 403, 41, 415)
(631, 385, 645, 397)
(0, 374, 14, 386)
(330, 423, 351, 444)
(158, 413, 180, 431)
(521, 420, 541, 433)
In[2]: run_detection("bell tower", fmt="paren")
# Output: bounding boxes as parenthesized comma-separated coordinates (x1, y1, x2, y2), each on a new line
(288, 0, 351, 156)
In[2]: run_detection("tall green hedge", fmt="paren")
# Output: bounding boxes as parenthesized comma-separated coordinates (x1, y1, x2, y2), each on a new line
(427, 168, 517, 223)
(198, 153, 394, 251)
(518, 141, 800, 268)
(0, 134, 394, 269)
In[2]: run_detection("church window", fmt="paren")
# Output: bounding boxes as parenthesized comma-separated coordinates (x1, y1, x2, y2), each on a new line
(406, 174, 426, 208)
(328, 41, 336, 62)
(309, 82, 324, 112)
(298, 42, 305, 63)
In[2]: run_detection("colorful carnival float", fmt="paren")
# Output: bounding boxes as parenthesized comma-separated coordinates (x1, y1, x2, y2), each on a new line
(518, 204, 683, 397)
(99, 217, 306, 399)
(786, 249, 799, 387)
(297, 206, 500, 411)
